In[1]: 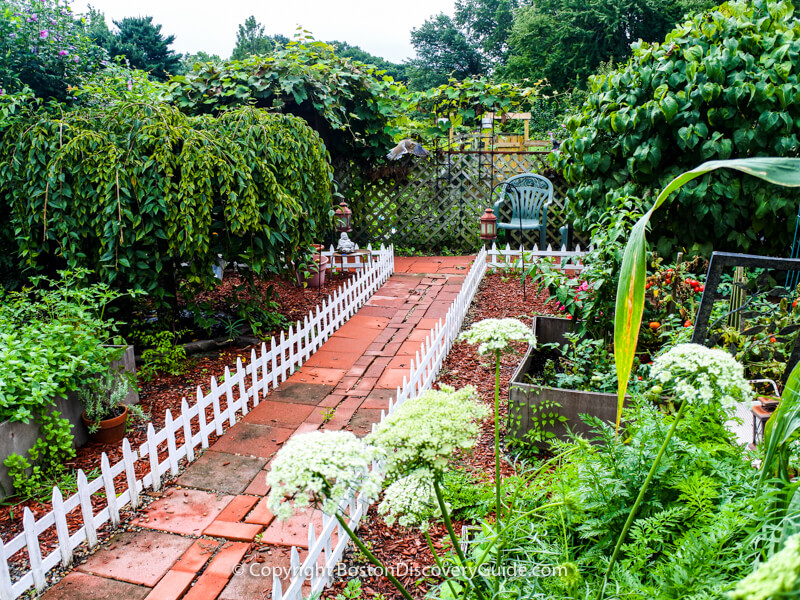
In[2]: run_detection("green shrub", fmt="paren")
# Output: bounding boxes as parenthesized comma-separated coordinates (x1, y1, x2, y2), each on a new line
(169, 37, 399, 163)
(0, 269, 125, 498)
(0, 104, 333, 309)
(555, 0, 800, 257)
(0, 269, 125, 423)
(0, 0, 107, 101)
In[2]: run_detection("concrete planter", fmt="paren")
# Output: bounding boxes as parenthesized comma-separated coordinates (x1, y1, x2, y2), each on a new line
(507, 345, 623, 448)
(0, 345, 138, 497)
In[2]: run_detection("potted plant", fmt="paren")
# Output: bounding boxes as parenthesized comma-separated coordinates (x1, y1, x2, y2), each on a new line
(294, 248, 330, 288)
(79, 372, 146, 445)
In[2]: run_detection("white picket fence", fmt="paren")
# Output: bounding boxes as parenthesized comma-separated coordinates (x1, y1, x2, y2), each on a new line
(275, 246, 490, 600)
(0, 246, 395, 600)
(486, 242, 589, 272)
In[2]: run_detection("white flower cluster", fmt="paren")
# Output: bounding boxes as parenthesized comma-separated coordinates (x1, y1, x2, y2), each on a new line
(649, 343, 753, 409)
(266, 430, 383, 520)
(378, 468, 441, 531)
(459, 318, 535, 355)
(366, 385, 489, 477)
(730, 533, 800, 600)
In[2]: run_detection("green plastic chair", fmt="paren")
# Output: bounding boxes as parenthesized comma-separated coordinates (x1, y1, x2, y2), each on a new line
(492, 173, 554, 249)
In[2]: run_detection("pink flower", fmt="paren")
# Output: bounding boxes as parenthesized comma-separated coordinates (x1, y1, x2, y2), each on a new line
(127, 79, 133, 91)
(559, 305, 566, 312)
(58, 49, 68, 56)
(39, 29, 48, 39)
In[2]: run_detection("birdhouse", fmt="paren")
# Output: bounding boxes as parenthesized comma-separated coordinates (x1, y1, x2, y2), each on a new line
(480, 207, 497, 241)
(334, 200, 352, 233)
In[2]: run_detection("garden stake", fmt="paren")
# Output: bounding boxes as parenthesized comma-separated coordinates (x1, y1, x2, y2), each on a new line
(597, 399, 689, 600)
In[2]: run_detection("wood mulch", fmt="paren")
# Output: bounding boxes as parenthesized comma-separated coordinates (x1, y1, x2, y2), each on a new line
(0, 270, 354, 574)
(324, 273, 558, 600)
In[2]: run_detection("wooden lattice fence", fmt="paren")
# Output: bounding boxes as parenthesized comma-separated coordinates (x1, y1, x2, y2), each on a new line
(335, 151, 581, 252)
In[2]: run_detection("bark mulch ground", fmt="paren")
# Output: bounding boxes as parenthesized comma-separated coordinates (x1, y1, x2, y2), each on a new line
(324, 273, 558, 600)
(0, 271, 354, 573)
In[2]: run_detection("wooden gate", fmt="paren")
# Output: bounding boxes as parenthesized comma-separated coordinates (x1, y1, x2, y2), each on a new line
(335, 151, 577, 252)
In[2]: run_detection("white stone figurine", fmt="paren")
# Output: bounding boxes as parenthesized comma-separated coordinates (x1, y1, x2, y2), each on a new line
(336, 233, 357, 254)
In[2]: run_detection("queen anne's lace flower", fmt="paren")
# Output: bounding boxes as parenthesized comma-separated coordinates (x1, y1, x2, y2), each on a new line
(266, 430, 382, 520)
(649, 343, 753, 409)
(378, 468, 441, 531)
(729, 533, 800, 600)
(367, 385, 488, 477)
(459, 318, 535, 355)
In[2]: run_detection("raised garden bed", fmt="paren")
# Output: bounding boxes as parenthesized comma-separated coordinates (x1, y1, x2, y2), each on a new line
(507, 344, 622, 446)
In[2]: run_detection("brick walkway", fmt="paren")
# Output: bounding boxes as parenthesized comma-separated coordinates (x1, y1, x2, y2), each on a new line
(42, 256, 473, 600)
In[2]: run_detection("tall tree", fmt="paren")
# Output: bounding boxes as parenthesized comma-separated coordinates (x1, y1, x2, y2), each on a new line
(502, 0, 715, 90)
(406, 0, 517, 89)
(453, 0, 517, 63)
(407, 14, 484, 89)
(105, 16, 182, 81)
(231, 16, 274, 60)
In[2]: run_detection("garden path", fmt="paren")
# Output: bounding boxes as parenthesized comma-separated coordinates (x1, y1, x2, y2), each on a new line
(41, 255, 474, 600)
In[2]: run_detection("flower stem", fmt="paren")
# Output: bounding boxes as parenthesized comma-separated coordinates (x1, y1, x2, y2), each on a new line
(493, 351, 503, 599)
(596, 400, 689, 600)
(433, 478, 468, 567)
(432, 479, 490, 600)
(335, 513, 415, 600)
(493, 351, 503, 521)
(424, 530, 462, 600)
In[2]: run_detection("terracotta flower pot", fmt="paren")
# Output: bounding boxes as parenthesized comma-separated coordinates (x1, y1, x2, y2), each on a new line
(81, 405, 128, 445)
(296, 254, 330, 288)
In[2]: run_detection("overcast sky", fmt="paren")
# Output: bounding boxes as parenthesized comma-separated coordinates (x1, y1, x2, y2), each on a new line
(74, 0, 457, 63)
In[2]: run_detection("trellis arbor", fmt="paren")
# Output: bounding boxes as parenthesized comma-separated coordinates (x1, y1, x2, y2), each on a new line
(336, 151, 578, 252)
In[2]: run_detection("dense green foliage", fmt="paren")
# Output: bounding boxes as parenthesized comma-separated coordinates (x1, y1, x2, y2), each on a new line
(0, 0, 106, 101)
(170, 39, 399, 163)
(0, 104, 333, 304)
(0, 270, 124, 422)
(502, 0, 714, 90)
(101, 16, 182, 81)
(407, 14, 485, 89)
(555, 0, 800, 257)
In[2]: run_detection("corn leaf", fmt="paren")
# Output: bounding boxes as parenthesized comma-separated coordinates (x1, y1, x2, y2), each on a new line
(615, 157, 800, 432)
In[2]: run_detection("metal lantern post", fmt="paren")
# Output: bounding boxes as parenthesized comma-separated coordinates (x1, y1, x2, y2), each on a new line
(334, 201, 353, 233)
(480, 207, 497, 243)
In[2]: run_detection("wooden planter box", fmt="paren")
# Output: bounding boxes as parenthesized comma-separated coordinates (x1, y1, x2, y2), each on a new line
(532, 315, 573, 347)
(507, 344, 623, 448)
(0, 345, 138, 498)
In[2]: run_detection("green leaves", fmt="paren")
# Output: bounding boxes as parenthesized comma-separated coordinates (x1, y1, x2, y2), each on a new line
(555, 0, 800, 258)
(614, 157, 800, 429)
(0, 104, 333, 308)
(168, 38, 398, 163)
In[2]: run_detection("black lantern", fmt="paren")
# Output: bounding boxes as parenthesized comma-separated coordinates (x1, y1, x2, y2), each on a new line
(334, 200, 352, 233)
(480, 207, 497, 241)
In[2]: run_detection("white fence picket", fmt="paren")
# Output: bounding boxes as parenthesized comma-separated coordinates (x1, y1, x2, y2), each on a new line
(0, 247, 394, 600)
(280, 247, 489, 600)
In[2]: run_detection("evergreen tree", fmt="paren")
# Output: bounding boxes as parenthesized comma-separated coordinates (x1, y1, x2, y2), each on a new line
(105, 16, 182, 80)
(231, 16, 273, 59)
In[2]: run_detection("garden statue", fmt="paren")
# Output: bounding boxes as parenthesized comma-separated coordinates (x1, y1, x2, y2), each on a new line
(386, 139, 429, 160)
(336, 232, 357, 254)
